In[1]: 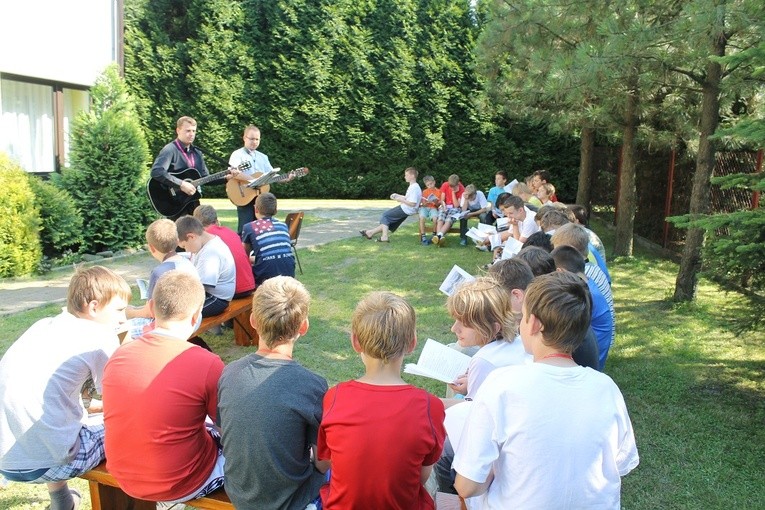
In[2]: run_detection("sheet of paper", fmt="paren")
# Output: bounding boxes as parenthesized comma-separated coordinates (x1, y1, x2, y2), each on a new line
(500, 236, 525, 259)
(404, 338, 472, 384)
(466, 228, 488, 243)
(476, 223, 496, 234)
(439, 265, 475, 296)
(489, 233, 503, 250)
(503, 179, 519, 193)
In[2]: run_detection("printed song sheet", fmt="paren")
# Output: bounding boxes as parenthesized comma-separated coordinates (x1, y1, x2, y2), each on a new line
(404, 338, 472, 384)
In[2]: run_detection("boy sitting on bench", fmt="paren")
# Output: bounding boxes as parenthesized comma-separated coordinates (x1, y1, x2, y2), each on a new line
(102, 270, 225, 505)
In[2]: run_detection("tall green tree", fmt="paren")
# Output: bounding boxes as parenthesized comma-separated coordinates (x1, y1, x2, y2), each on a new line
(668, 0, 765, 301)
(61, 65, 150, 252)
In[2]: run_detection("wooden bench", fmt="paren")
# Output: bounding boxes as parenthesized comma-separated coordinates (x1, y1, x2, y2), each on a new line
(80, 462, 232, 509)
(197, 295, 258, 346)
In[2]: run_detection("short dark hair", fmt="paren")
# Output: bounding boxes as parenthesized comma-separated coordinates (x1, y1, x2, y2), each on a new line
(500, 194, 524, 210)
(175, 215, 204, 239)
(533, 169, 552, 182)
(540, 209, 571, 232)
(523, 271, 591, 353)
(193, 204, 218, 227)
(255, 192, 278, 217)
(516, 246, 556, 276)
(551, 245, 586, 274)
(568, 204, 589, 227)
(522, 231, 553, 253)
(488, 259, 534, 292)
(496, 170, 508, 181)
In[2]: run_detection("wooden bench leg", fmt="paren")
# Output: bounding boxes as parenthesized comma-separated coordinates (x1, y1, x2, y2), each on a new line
(233, 313, 258, 346)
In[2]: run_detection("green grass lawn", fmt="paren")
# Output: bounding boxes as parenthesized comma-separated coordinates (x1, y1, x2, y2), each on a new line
(0, 209, 763, 509)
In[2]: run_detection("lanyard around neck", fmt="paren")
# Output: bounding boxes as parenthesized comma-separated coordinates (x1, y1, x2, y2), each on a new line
(174, 139, 195, 168)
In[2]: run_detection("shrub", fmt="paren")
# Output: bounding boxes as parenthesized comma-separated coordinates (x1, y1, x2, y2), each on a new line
(26, 176, 84, 258)
(60, 65, 151, 252)
(0, 153, 42, 277)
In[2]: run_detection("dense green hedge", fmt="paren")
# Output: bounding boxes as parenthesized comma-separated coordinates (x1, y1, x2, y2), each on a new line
(124, 0, 580, 200)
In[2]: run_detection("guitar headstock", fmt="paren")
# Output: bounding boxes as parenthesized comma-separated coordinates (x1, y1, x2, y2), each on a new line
(290, 167, 309, 177)
(238, 161, 252, 171)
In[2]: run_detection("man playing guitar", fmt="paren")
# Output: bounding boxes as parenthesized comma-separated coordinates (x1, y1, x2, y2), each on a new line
(150, 116, 210, 220)
(228, 125, 292, 234)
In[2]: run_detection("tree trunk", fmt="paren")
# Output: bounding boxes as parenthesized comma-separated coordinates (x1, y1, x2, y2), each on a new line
(576, 126, 595, 211)
(673, 10, 726, 301)
(613, 82, 639, 257)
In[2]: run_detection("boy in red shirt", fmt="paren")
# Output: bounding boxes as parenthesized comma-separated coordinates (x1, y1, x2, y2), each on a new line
(432, 174, 465, 246)
(317, 292, 446, 509)
(103, 270, 225, 505)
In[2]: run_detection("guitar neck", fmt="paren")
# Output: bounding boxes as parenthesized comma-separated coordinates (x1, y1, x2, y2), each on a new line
(191, 169, 230, 187)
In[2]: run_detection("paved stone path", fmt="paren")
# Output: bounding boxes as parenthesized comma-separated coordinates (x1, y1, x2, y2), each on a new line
(0, 201, 388, 316)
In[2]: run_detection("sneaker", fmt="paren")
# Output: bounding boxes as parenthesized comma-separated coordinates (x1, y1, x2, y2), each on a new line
(422, 238, 432, 245)
(431, 234, 440, 246)
(475, 244, 489, 252)
(459, 239, 468, 246)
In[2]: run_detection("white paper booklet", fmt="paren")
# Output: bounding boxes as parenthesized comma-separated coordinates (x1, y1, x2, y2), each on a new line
(439, 265, 475, 296)
(136, 278, 149, 300)
(404, 339, 472, 384)
(449, 210, 468, 221)
(496, 217, 510, 231)
(465, 223, 496, 243)
(500, 236, 525, 260)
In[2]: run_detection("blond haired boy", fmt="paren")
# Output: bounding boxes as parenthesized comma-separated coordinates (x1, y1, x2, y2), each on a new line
(126, 218, 198, 322)
(316, 292, 446, 509)
(218, 276, 328, 509)
(0, 266, 130, 510)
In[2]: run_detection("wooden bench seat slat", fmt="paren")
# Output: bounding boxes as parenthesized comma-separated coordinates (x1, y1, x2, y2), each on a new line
(196, 295, 258, 346)
(80, 462, 232, 509)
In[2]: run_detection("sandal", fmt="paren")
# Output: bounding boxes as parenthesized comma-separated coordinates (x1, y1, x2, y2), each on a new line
(376, 238, 390, 243)
(359, 230, 373, 240)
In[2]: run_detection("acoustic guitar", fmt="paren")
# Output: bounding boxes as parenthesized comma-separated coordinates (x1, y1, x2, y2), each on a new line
(226, 167, 310, 207)
(147, 161, 251, 217)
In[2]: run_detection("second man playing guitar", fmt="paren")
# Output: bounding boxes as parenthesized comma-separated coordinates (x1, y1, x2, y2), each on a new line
(228, 125, 291, 235)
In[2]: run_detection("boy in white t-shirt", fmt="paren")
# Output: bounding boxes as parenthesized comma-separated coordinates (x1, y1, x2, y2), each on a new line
(453, 272, 639, 509)
(360, 167, 422, 243)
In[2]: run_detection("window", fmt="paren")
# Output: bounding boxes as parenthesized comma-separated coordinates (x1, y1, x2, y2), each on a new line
(0, 76, 89, 173)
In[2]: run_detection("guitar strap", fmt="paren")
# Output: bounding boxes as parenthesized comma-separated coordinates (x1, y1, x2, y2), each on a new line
(174, 139, 195, 168)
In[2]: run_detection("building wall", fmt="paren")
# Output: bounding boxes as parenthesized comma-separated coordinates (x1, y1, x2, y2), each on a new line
(0, 1, 119, 86)
(0, 1, 121, 172)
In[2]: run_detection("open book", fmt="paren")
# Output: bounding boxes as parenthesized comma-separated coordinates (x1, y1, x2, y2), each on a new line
(439, 265, 475, 296)
(465, 223, 497, 243)
(449, 210, 468, 221)
(500, 236, 525, 260)
(404, 339, 472, 384)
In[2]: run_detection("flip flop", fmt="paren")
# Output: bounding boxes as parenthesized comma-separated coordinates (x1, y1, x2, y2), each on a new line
(376, 238, 390, 243)
(359, 230, 373, 240)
